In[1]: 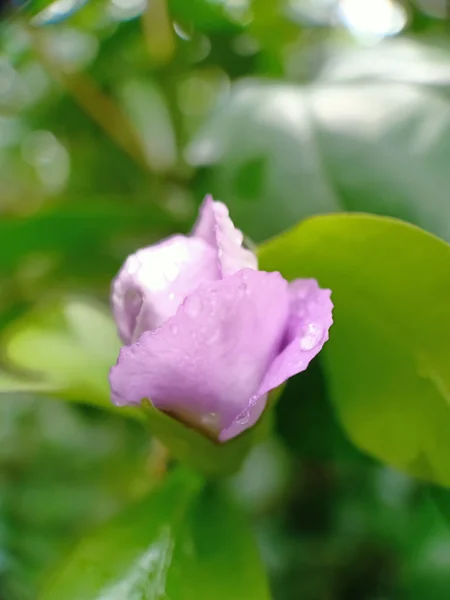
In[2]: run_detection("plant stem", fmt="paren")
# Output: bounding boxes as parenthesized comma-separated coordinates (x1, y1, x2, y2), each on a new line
(28, 28, 151, 172)
(142, 0, 176, 66)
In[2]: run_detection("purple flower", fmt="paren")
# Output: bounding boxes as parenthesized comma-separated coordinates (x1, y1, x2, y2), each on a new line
(109, 196, 333, 442)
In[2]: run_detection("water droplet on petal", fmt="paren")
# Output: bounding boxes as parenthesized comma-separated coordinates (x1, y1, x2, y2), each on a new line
(235, 408, 251, 425)
(299, 323, 323, 351)
(184, 294, 202, 318)
(168, 292, 175, 301)
(238, 282, 247, 295)
(170, 323, 178, 334)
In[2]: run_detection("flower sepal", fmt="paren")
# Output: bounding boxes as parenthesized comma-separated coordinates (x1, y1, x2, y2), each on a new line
(141, 385, 284, 478)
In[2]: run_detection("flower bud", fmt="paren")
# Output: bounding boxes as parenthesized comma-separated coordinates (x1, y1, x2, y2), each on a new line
(109, 196, 333, 441)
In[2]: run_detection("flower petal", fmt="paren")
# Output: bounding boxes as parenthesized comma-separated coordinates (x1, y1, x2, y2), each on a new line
(218, 393, 268, 443)
(256, 279, 333, 397)
(111, 235, 218, 344)
(109, 268, 289, 439)
(193, 195, 258, 277)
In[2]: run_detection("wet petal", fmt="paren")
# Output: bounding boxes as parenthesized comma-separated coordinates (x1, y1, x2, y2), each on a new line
(109, 269, 289, 439)
(218, 393, 268, 443)
(193, 195, 258, 277)
(111, 235, 218, 344)
(256, 279, 333, 397)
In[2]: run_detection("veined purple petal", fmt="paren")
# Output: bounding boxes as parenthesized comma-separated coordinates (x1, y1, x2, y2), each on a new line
(109, 269, 289, 438)
(256, 279, 333, 398)
(111, 235, 218, 344)
(193, 195, 258, 277)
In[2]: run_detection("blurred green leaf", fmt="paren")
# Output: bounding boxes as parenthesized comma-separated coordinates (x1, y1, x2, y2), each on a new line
(40, 469, 201, 600)
(0, 201, 172, 278)
(189, 68, 450, 242)
(0, 394, 150, 600)
(318, 38, 450, 88)
(167, 483, 271, 600)
(259, 214, 450, 486)
(40, 469, 270, 600)
(1, 296, 141, 418)
(188, 80, 341, 241)
(119, 78, 177, 173)
(169, 0, 242, 34)
(0, 295, 278, 476)
(276, 359, 365, 463)
(429, 485, 450, 525)
(402, 490, 450, 600)
(0, 369, 55, 393)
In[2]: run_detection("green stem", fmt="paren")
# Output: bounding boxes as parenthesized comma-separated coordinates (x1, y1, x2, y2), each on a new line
(142, 0, 176, 66)
(28, 28, 151, 172)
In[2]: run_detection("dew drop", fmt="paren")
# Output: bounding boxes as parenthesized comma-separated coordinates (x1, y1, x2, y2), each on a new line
(170, 324, 178, 335)
(238, 282, 247, 295)
(168, 292, 175, 301)
(235, 408, 251, 425)
(299, 323, 323, 351)
(184, 294, 202, 317)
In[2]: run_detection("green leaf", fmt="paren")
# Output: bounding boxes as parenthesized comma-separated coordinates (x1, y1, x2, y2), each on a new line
(40, 469, 201, 600)
(276, 359, 365, 463)
(429, 486, 450, 525)
(0, 369, 55, 394)
(18, 0, 83, 20)
(0, 296, 279, 476)
(119, 79, 177, 173)
(1, 296, 139, 418)
(318, 38, 450, 88)
(0, 202, 171, 279)
(40, 470, 270, 600)
(189, 52, 450, 242)
(168, 0, 243, 34)
(167, 484, 270, 600)
(259, 214, 450, 486)
(188, 80, 340, 241)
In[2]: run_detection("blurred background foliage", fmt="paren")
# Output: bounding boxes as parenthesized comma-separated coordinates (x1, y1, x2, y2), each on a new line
(1, 0, 450, 598)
